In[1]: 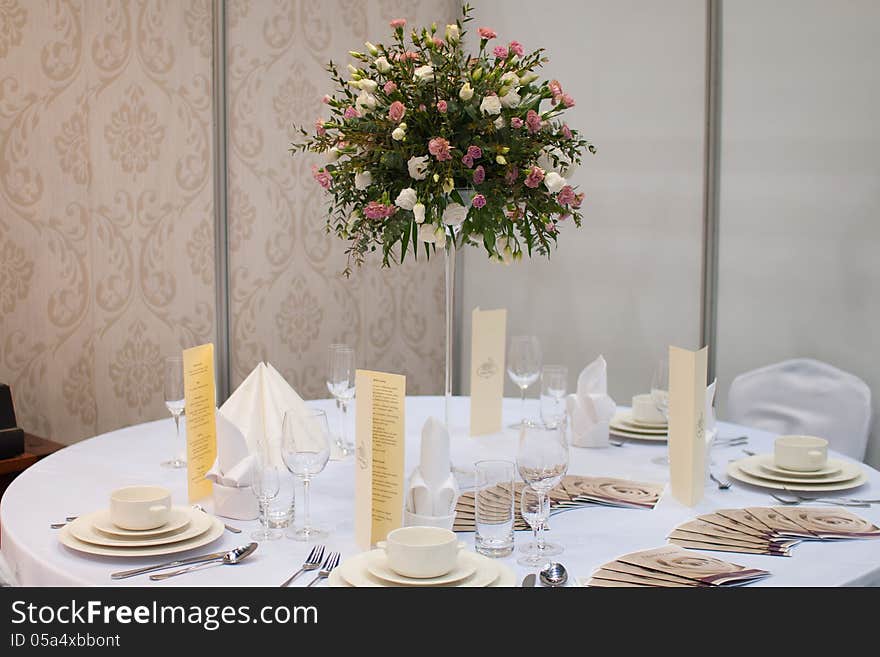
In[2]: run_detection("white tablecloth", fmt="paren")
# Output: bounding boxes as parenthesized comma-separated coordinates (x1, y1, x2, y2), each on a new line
(2, 396, 879, 587)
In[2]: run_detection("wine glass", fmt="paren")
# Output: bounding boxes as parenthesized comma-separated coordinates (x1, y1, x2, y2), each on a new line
(326, 344, 355, 456)
(250, 457, 281, 541)
(507, 336, 542, 428)
(539, 365, 568, 429)
(281, 408, 331, 541)
(516, 423, 569, 567)
(650, 357, 670, 466)
(161, 356, 186, 469)
(518, 485, 562, 564)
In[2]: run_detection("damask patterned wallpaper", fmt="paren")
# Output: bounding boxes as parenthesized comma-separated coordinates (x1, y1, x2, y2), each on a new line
(226, 0, 454, 396)
(0, 1, 215, 444)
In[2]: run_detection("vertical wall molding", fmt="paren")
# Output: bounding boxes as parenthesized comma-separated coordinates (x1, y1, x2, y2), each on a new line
(212, 0, 231, 402)
(701, 0, 722, 379)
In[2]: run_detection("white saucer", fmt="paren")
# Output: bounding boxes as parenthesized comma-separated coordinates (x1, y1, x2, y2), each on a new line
(333, 551, 502, 587)
(366, 551, 477, 586)
(739, 455, 855, 484)
(609, 426, 667, 442)
(91, 508, 191, 537)
(726, 461, 868, 492)
(69, 507, 211, 547)
(758, 458, 842, 479)
(613, 412, 667, 431)
(58, 517, 224, 558)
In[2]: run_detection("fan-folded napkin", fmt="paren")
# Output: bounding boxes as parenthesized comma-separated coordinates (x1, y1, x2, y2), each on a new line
(566, 355, 617, 448)
(405, 418, 458, 520)
(205, 411, 259, 519)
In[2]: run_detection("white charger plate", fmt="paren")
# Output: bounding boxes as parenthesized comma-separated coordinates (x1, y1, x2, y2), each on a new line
(333, 550, 502, 587)
(58, 517, 224, 558)
(609, 426, 667, 442)
(91, 508, 191, 538)
(69, 507, 211, 547)
(726, 462, 868, 492)
(737, 455, 856, 485)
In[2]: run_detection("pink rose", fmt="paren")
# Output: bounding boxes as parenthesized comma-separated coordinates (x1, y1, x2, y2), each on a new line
(557, 185, 576, 206)
(390, 18, 406, 29)
(419, 103, 426, 111)
(437, 100, 448, 113)
(509, 41, 524, 57)
(505, 167, 519, 185)
(493, 45, 508, 59)
(466, 145, 482, 160)
(524, 166, 544, 188)
(510, 117, 524, 129)
(314, 118, 326, 136)
(383, 81, 398, 94)
(525, 109, 542, 133)
(462, 155, 474, 168)
(561, 123, 572, 139)
(473, 165, 486, 185)
(311, 165, 331, 190)
(472, 194, 487, 209)
(388, 101, 406, 122)
(344, 106, 360, 120)
(560, 94, 575, 108)
(428, 137, 452, 161)
(478, 27, 497, 39)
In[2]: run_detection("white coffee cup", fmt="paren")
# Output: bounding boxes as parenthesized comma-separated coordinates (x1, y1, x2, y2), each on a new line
(631, 394, 666, 425)
(774, 435, 828, 472)
(377, 526, 465, 579)
(110, 485, 172, 530)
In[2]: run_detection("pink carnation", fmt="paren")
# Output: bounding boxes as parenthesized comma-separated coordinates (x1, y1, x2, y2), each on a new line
(546, 223, 558, 234)
(437, 100, 448, 113)
(322, 95, 331, 104)
(314, 118, 326, 136)
(549, 79, 563, 99)
(510, 117, 524, 129)
(311, 165, 331, 190)
(557, 185, 576, 206)
(344, 106, 360, 120)
(390, 18, 406, 29)
(560, 94, 575, 108)
(571, 193, 585, 209)
(383, 81, 397, 94)
(473, 165, 486, 185)
(525, 109, 542, 133)
(433, 37, 444, 48)
(388, 101, 406, 122)
(364, 201, 396, 220)
(428, 137, 452, 161)
(472, 194, 487, 209)
(524, 166, 544, 189)
(509, 41, 524, 57)
(478, 27, 497, 40)
(493, 45, 508, 59)
(505, 167, 519, 185)
(561, 123, 572, 139)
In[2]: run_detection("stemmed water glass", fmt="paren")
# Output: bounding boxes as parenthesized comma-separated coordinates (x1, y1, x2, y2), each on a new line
(326, 344, 355, 456)
(161, 356, 186, 469)
(516, 423, 569, 567)
(650, 357, 671, 466)
(540, 365, 568, 429)
(281, 408, 331, 541)
(507, 336, 542, 429)
(250, 454, 281, 541)
(518, 485, 562, 564)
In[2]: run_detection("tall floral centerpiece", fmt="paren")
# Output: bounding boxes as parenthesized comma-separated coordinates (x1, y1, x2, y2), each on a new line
(292, 4, 595, 427)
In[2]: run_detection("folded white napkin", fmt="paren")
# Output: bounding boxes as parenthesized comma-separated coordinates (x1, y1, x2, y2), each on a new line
(405, 418, 458, 517)
(205, 411, 259, 520)
(566, 355, 617, 448)
(218, 362, 342, 469)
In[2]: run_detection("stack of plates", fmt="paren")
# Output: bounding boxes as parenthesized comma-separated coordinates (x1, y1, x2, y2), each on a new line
(58, 507, 224, 557)
(328, 549, 516, 587)
(726, 454, 867, 492)
(609, 411, 667, 442)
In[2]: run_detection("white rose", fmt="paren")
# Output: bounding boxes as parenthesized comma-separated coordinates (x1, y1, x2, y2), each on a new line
(419, 223, 446, 247)
(355, 91, 377, 111)
(494, 116, 506, 129)
(375, 56, 391, 73)
(544, 171, 566, 194)
(412, 202, 426, 223)
(459, 82, 474, 101)
(325, 147, 341, 162)
(407, 155, 429, 180)
(354, 170, 373, 190)
(500, 90, 520, 108)
(359, 78, 378, 93)
(445, 24, 460, 42)
(442, 202, 467, 227)
(392, 126, 406, 141)
(479, 94, 502, 115)
(519, 72, 538, 86)
(413, 65, 434, 82)
(500, 72, 520, 88)
(395, 187, 418, 210)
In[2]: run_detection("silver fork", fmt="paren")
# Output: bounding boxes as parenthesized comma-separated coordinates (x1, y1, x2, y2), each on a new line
(770, 492, 869, 507)
(609, 438, 625, 447)
(709, 472, 731, 490)
(280, 545, 325, 587)
(306, 551, 340, 587)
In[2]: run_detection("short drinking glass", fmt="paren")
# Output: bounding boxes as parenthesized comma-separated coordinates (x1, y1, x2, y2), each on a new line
(474, 460, 516, 558)
(250, 460, 281, 541)
(539, 365, 568, 429)
(651, 357, 670, 466)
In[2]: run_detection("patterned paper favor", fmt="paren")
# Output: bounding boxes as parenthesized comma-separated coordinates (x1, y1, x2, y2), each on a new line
(560, 476, 664, 509)
(772, 507, 880, 539)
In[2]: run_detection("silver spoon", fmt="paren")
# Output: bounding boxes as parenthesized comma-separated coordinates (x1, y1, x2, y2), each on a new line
(539, 562, 568, 587)
(192, 504, 242, 534)
(149, 542, 257, 580)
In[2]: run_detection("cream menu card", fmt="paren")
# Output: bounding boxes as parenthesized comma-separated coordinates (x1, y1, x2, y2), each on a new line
(668, 345, 708, 507)
(355, 369, 406, 549)
(183, 343, 218, 503)
(470, 307, 507, 435)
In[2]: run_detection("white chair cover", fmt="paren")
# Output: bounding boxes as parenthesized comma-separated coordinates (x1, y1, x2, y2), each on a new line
(726, 358, 872, 460)
(0, 551, 17, 586)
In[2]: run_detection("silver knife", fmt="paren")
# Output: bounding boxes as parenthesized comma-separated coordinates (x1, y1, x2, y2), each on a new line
(111, 548, 231, 580)
(521, 573, 536, 587)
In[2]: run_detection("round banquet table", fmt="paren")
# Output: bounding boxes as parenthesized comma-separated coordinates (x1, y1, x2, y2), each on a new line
(2, 396, 880, 587)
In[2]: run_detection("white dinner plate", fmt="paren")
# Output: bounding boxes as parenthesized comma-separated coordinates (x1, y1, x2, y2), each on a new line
(58, 517, 224, 558)
(366, 551, 477, 586)
(333, 551, 502, 587)
(609, 426, 667, 442)
(69, 507, 211, 548)
(737, 455, 857, 485)
(91, 508, 192, 538)
(726, 462, 868, 492)
(758, 458, 842, 479)
(612, 412, 667, 432)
